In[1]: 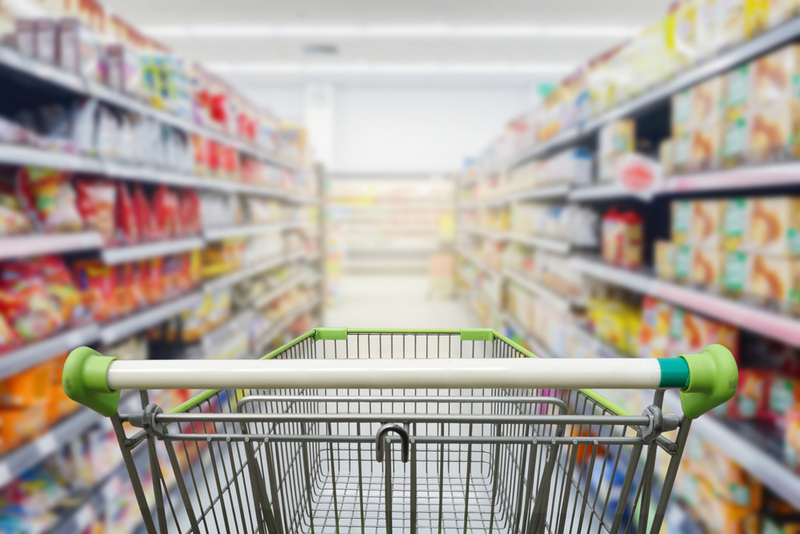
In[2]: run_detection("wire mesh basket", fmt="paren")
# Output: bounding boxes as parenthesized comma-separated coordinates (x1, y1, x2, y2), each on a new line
(63, 328, 737, 534)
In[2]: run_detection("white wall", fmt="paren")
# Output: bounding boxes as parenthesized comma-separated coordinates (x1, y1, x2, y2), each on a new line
(332, 87, 528, 174)
(242, 84, 529, 173)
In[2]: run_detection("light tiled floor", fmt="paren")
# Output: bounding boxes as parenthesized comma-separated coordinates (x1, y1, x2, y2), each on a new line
(324, 274, 477, 330)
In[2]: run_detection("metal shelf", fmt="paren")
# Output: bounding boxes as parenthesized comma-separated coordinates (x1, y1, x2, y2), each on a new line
(569, 183, 637, 202)
(101, 237, 204, 265)
(504, 269, 578, 313)
(570, 256, 800, 349)
(508, 16, 800, 169)
(202, 254, 291, 293)
(0, 43, 298, 172)
(505, 232, 572, 254)
(203, 221, 298, 241)
(663, 391, 800, 509)
(0, 231, 103, 260)
(461, 226, 507, 241)
(662, 161, 800, 194)
(461, 184, 572, 208)
(251, 273, 318, 310)
(100, 291, 204, 345)
(0, 323, 99, 381)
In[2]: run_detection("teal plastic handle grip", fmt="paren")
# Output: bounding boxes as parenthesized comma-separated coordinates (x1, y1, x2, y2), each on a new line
(678, 344, 738, 419)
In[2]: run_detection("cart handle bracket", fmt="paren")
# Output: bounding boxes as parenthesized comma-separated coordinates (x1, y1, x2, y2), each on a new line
(678, 344, 738, 419)
(376, 423, 410, 463)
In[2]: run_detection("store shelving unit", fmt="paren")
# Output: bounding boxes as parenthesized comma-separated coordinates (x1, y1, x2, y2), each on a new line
(504, 269, 579, 313)
(0, 231, 103, 260)
(203, 221, 299, 241)
(456, 13, 800, 522)
(100, 237, 205, 264)
(0, 324, 99, 381)
(99, 292, 205, 345)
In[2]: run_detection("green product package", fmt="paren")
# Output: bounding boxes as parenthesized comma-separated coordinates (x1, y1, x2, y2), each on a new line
(674, 245, 693, 282)
(671, 200, 692, 242)
(723, 198, 747, 250)
(722, 251, 748, 293)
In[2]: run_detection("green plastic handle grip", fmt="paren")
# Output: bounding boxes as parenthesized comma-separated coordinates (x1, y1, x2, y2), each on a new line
(678, 344, 738, 419)
(63, 346, 120, 417)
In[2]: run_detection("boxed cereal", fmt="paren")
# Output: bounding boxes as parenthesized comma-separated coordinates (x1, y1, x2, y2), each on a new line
(745, 197, 800, 255)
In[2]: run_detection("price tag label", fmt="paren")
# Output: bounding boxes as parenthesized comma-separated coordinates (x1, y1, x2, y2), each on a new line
(36, 433, 59, 457)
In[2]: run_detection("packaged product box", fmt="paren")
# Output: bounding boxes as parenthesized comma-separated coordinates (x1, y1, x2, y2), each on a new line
(0, 406, 47, 454)
(672, 88, 694, 136)
(690, 199, 724, 248)
(671, 199, 693, 244)
(0, 362, 54, 407)
(764, 518, 800, 534)
(671, 308, 740, 361)
(695, 479, 762, 534)
(717, 0, 749, 50)
(638, 296, 673, 359)
(749, 254, 800, 308)
(34, 19, 58, 65)
(753, 44, 800, 106)
(746, 0, 772, 37)
(745, 197, 800, 255)
(767, 0, 800, 27)
(723, 63, 753, 121)
(769, 374, 800, 428)
(689, 125, 723, 170)
(597, 120, 635, 183)
(785, 406, 800, 470)
(749, 102, 800, 162)
(723, 250, 750, 296)
(660, 138, 675, 176)
(685, 438, 763, 510)
(692, 77, 725, 126)
(106, 44, 142, 96)
(655, 240, 675, 281)
(696, 0, 721, 59)
(674, 244, 694, 283)
(672, 132, 694, 173)
(14, 19, 36, 59)
(723, 198, 748, 250)
(731, 369, 771, 420)
(692, 247, 724, 288)
(671, 0, 700, 68)
(721, 116, 749, 167)
(58, 18, 103, 81)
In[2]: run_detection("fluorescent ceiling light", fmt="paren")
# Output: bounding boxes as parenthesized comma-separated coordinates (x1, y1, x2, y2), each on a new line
(146, 23, 638, 39)
(207, 62, 574, 75)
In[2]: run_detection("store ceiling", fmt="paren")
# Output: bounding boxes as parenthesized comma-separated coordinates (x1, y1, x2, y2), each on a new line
(103, 0, 673, 86)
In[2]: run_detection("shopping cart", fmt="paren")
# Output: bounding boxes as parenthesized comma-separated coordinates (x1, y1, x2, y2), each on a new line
(63, 328, 737, 534)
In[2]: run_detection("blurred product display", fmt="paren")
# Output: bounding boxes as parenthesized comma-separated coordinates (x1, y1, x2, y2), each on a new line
(458, 2, 800, 532)
(0, 0, 325, 531)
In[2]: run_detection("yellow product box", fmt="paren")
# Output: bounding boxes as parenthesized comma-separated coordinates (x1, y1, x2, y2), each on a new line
(638, 296, 673, 359)
(671, 0, 700, 68)
(696, 479, 761, 534)
(597, 119, 635, 183)
(660, 138, 675, 176)
(746, 0, 772, 37)
(749, 254, 800, 306)
(717, 0, 749, 50)
(690, 199, 724, 247)
(723, 197, 748, 250)
(692, 76, 725, 125)
(745, 196, 800, 255)
(671, 199, 693, 244)
(655, 240, 676, 281)
(692, 247, 724, 288)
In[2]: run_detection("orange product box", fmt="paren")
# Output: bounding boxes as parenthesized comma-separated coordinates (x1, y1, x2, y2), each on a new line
(638, 296, 673, 359)
(691, 247, 724, 289)
(689, 122, 723, 170)
(0, 361, 54, 407)
(748, 103, 800, 162)
(745, 197, 800, 255)
(0, 406, 48, 454)
(689, 199, 724, 248)
(671, 308, 740, 361)
(749, 254, 800, 308)
(696, 480, 762, 534)
(785, 406, 800, 470)
(692, 76, 725, 126)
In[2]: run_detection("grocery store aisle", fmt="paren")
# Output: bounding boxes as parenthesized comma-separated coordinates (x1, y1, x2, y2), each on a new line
(325, 275, 477, 329)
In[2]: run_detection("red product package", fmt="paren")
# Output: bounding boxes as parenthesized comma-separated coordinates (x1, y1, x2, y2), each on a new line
(132, 185, 158, 241)
(72, 259, 118, 322)
(153, 185, 179, 238)
(17, 167, 83, 233)
(75, 178, 116, 243)
(36, 255, 88, 325)
(142, 257, 163, 304)
(729, 369, 772, 421)
(115, 182, 139, 245)
(178, 190, 201, 236)
(207, 141, 221, 175)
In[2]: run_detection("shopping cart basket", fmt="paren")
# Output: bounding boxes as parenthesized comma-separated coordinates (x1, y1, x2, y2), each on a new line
(63, 328, 737, 534)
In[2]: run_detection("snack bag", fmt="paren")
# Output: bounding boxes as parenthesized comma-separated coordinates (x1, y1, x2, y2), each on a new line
(0, 361, 54, 407)
(37, 255, 88, 325)
(75, 178, 115, 242)
(178, 189, 201, 236)
(0, 175, 31, 236)
(72, 259, 118, 321)
(153, 185, 179, 237)
(142, 257, 164, 304)
(115, 182, 139, 244)
(0, 261, 64, 341)
(730, 369, 772, 420)
(17, 167, 83, 232)
(133, 184, 157, 241)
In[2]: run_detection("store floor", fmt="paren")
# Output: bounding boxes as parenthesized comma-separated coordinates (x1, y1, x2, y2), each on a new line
(325, 274, 477, 329)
